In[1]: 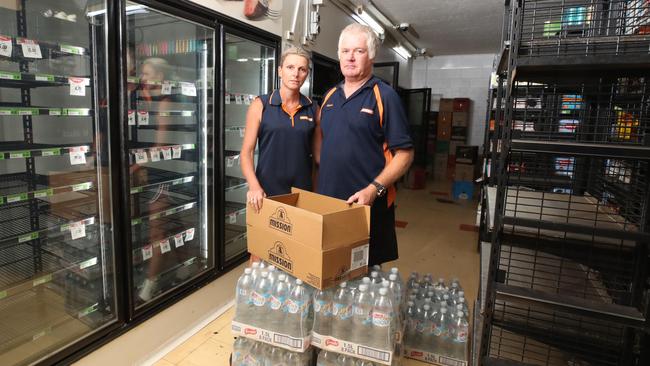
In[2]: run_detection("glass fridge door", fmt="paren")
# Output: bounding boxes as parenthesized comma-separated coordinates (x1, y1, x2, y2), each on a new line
(124, 2, 214, 309)
(0, 1, 117, 364)
(223, 31, 275, 263)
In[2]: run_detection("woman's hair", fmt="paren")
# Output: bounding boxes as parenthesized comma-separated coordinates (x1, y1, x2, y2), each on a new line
(338, 23, 379, 59)
(280, 45, 311, 67)
(142, 57, 172, 78)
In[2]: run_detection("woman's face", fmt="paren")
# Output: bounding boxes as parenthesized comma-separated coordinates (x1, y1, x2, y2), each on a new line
(279, 54, 309, 92)
(140, 63, 163, 87)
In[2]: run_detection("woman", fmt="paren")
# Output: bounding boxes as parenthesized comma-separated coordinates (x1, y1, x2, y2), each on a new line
(241, 46, 318, 213)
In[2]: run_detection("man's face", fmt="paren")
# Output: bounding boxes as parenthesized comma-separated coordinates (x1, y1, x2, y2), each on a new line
(338, 32, 373, 82)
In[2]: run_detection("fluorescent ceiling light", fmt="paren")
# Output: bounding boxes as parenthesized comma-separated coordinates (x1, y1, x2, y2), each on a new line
(353, 10, 385, 38)
(236, 58, 249, 62)
(393, 45, 411, 59)
(87, 4, 147, 17)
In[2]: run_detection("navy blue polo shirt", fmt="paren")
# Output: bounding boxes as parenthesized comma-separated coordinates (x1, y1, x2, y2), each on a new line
(318, 77, 412, 201)
(255, 90, 317, 196)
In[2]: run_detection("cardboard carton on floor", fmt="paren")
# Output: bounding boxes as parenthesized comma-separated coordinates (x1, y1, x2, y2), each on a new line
(247, 188, 370, 289)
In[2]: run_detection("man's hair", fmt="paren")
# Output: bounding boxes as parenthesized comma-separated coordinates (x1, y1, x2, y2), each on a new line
(280, 45, 311, 67)
(338, 23, 379, 59)
(142, 57, 172, 78)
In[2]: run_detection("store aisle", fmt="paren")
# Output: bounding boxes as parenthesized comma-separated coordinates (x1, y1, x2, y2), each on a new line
(153, 180, 480, 366)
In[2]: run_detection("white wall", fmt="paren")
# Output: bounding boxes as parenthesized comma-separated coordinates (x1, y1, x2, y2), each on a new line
(412, 54, 495, 146)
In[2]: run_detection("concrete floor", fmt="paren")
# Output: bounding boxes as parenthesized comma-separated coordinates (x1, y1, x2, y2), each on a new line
(153, 180, 480, 365)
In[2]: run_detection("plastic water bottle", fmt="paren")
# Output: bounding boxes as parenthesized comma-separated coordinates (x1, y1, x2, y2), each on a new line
(285, 279, 312, 338)
(331, 282, 353, 340)
(283, 349, 304, 366)
(417, 303, 433, 350)
(250, 271, 272, 328)
(449, 281, 460, 298)
(388, 273, 402, 305)
(263, 344, 286, 366)
(316, 349, 338, 366)
(371, 287, 395, 350)
(406, 272, 419, 289)
(313, 288, 333, 336)
(268, 273, 289, 333)
(371, 264, 383, 277)
(267, 265, 278, 286)
(422, 273, 433, 288)
(244, 340, 266, 366)
(232, 336, 253, 365)
(352, 283, 373, 345)
(389, 267, 402, 286)
(451, 311, 469, 359)
(370, 271, 382, 295)
(336, 354, 356, 366)
(356, 359, 377, 366)
(432, 307, 451, 355)
(235, 268, 254, 324)
(442, 293, 452, 307)
(457, 297, 469, 315)
(404, 300, 419, 348)
(250, 261, 261, 283)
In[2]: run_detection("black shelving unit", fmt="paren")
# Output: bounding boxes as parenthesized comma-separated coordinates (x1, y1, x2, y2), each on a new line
(479, 1, 650, 366)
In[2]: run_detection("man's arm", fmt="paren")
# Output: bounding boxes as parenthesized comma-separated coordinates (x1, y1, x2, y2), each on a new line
(346, 147, 414, 205)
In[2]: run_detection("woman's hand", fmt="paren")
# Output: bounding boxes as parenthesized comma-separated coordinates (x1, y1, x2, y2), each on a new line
(247, 187, 266, 213)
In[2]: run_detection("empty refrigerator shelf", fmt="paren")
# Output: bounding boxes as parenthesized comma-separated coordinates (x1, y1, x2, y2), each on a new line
(131, 201, 197, 226)
(487, 299, 626, 366)
(0, 70, 92, 88)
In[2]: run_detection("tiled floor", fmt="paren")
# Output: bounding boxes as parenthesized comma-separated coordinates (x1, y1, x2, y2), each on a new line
(154, 180, 480, 365)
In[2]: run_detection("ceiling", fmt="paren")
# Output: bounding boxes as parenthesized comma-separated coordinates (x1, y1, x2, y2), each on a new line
(372, 0, 505, 56)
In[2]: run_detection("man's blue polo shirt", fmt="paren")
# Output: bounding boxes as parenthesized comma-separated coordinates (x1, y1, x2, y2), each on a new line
(318, 76, 413, 201)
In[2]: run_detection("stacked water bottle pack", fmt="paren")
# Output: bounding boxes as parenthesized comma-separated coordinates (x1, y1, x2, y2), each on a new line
(232, 336, 315, 365)
(402, 272, 469, 365)
(232, 261, 315, 352)
(317, 349, 381, 365)
(311, 265, 405, 366)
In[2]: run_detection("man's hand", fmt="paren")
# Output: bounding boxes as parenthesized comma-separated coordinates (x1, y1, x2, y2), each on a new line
(347, 184, 377, 206)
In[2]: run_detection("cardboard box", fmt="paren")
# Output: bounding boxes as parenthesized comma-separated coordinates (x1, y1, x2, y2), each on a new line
(453, 98, 471, 112)
(246, 188, 370, 289)
(231, 321, 310, 352)
(439, 98, 454, 112)
(437, 112, 452, 140)
(454, 164, 476, 182)
(455, 145, 479, 165)
(0, 0, 19, 10)
(452, 112, 468, 127)
(452, 181, 474, 201)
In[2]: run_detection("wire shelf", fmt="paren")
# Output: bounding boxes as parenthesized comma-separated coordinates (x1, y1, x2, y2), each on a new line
(509, 76, 649, 145)
(503, 151, 648, 243)
(488, 298, 629, 366)
(516, 0, 650, 61)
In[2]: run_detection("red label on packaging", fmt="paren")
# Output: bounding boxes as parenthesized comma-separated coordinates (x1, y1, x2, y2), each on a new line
(244, 328, 257, 336)
(325, 338, 339, 347)
(410, 351, 424, 357)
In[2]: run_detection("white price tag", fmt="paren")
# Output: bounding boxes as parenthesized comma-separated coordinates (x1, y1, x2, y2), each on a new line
(20, 40, 42, 59)
(228, 213, 237, 224)
(180, 82, 197, 97)
(226, 156, 234, 168)
(185, 228, 195, 241)
(128, 110, 135, 125)
(160, 239, 171, 254)
(161, 81, 172, 95)
(0, 36, 12, 57)
(69, 147, 86, 165)
(161, 147, 172, 160)
(142, 245, 153, 261)
(134, 149, 148, 164)
(244, 95, 252, 105)
(69, 77, 86, 96)
(239, 128, 245, 137)
(149, 148, 160, 162)
(174, 234, 184, 248)
(137, 111, 149, 125)
(70, 221, 86, 240)
(235, 94, 243, 104)
(225, 93, 230, 104)
(172, 145, 182, 159)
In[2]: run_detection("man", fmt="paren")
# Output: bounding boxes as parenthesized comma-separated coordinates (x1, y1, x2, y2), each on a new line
(315, 23, 414, 266)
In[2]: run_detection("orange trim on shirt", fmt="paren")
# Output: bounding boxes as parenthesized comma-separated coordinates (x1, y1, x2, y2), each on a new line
(281, 103, 302, 127)
(373, 85, 396, 207)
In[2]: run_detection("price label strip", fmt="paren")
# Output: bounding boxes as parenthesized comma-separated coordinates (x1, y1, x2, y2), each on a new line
(185, 228, 195, 241)
(0, 35, 13, 57)
(160, 239, 172, 254)
(70, 221, 86, 240)
(180, 82, 197, 97)
(172, 145, 182, 159)
(69, 147, 87, 165)
(150, 147, 161, 162)
(161, 147, 172, 160)
(161, 81, 172, 95)
(174, 234, 184, 248)
(235, 94, 243, 104)
(137, 111, 149, 125)
(69, 77, 86, 96)
(134, 149, 148, 164)
(142, 245, 153, 261)
(19, 39, 42, 59)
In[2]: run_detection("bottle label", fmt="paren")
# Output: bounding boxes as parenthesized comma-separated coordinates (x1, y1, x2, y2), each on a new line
(333, 303, 352, 320)
(415, 320, 426, 333)
(269, 295, 285, 311)
(433, 324, 445, 337)
(238, 288, 248, 298)
(285, 299, 303, 314)
(455, 328, 468, 342)
(372, 311, 392, 327)
(314, 300, 332, 316)
(251, 291, 267, 307)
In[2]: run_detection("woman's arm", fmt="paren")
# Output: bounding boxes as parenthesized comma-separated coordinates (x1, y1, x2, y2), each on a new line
(240, 97, 265, 213)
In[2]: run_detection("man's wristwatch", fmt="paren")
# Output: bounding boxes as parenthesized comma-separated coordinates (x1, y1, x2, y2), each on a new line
(371, 181, 387, 197)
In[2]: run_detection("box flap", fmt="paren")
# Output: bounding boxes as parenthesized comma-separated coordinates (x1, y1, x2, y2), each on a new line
(321, 206, 370, 249)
